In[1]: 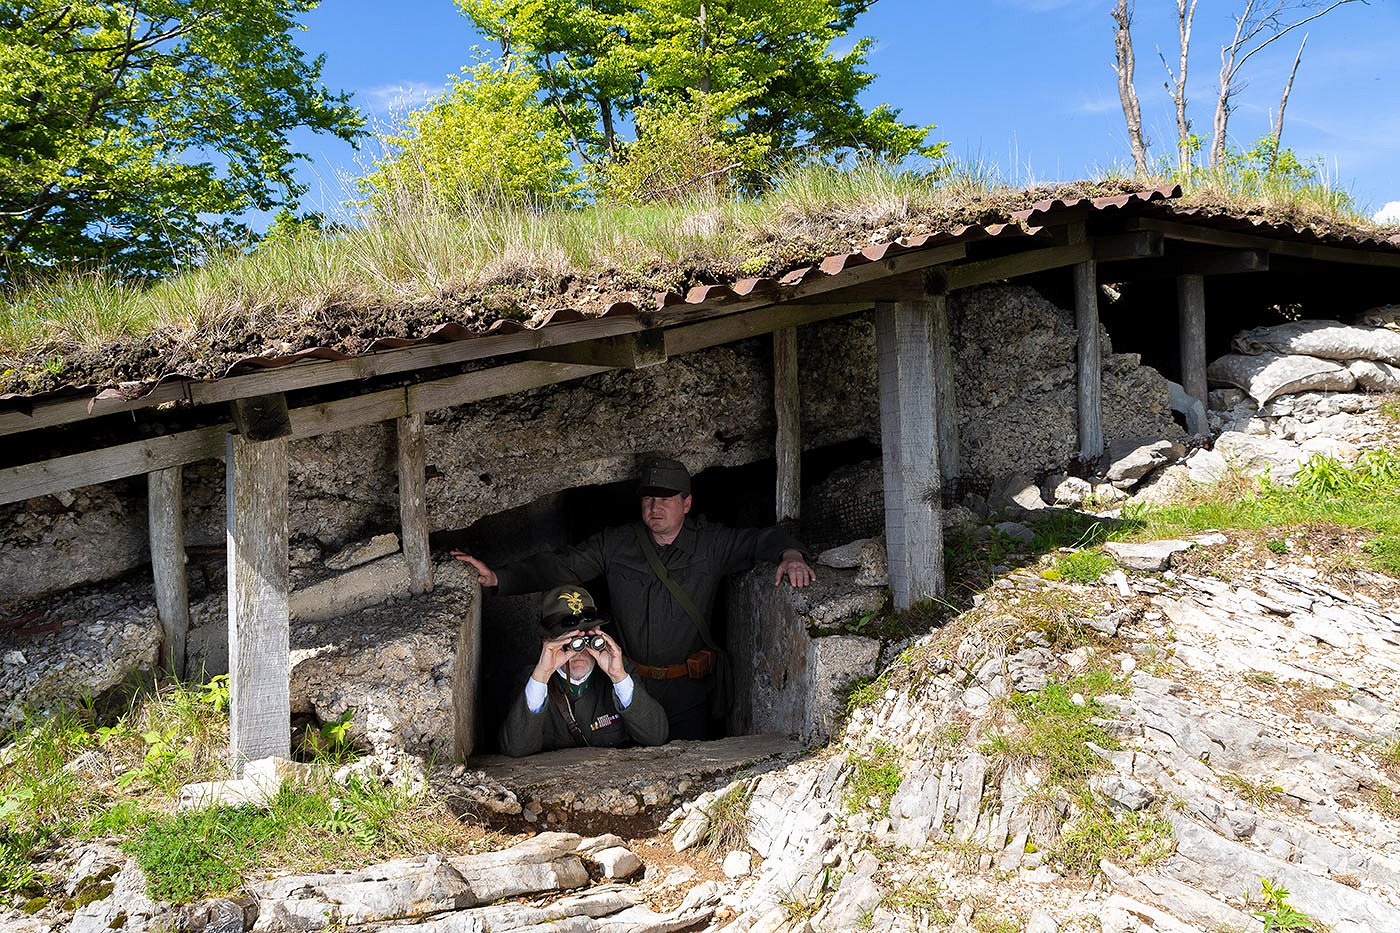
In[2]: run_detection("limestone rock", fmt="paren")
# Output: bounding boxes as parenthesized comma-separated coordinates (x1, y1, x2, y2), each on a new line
(324, 533, 401, 571)
(990, 473, 1048, 513)
(1184, 448, 1229, 485)
(722, 850, 752, 878)
(1048, 475, 1093, 508)
(1104, 540, 1194, 572)
(854, 537, 889, 588)
(1104, 437, 1187, 488)
(68, 860, 164, 933)
(1213, 431, 1304, 483)
(994, 521, 1036, 545)
(591, 846, 642, 879)
(816, 539, 870, 569)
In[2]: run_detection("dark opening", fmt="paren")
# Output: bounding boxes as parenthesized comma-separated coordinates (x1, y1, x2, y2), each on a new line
(437, 440, 882, 754)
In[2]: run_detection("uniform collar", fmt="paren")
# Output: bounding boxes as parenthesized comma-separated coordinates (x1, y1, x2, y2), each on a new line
(651, 517, 697, 555)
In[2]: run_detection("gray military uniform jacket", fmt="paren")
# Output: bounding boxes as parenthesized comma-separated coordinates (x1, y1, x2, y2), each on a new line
(493, 517, 806, 666)
(499, 664, 669, 757)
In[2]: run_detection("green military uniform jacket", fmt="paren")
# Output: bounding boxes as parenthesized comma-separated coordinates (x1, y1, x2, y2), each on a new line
(493, 517, 806, 666)
(498, 664, 669, 757)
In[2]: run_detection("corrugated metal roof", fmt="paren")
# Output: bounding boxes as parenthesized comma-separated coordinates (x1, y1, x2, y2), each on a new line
(5, 184, 1398, 417)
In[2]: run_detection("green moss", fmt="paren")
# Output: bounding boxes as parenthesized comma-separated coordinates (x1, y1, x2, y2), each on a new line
(19, 895, 49, 914)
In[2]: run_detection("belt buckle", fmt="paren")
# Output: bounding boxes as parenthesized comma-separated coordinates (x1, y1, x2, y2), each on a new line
(649, 665, 670, 680)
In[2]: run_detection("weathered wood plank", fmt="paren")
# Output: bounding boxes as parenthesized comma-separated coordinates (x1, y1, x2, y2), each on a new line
(943, 243, 1094, 292)
(1179, 249, 1269, 276)
(874, 301, 944, 609)
(665, 301, 875, 357)
(773, 328, 801, 522)
(1128, 217, 1400, 268)
(1074, 259, 1104, 461)
(928, 295, 960, 497)
(1177, 272, 1209, 407)
(229, 393, 292, 441)
(408, 361, 612, 415)
(1093, 230, 1164, 261)
(147, 467, 189, 677)
(396, 413, 433, 595)
(526, 330, 666, 369)
(453, 580, 483, 758)
(226, 432, 291, 769)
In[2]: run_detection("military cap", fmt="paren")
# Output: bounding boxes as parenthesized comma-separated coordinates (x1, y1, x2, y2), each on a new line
(636, 457, 691, 497)
(539, 585, 606, 637)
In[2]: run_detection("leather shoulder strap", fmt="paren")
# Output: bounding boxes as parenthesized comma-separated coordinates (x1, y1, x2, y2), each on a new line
(631, 523, 719, 653)
(547, 677, 589, 746)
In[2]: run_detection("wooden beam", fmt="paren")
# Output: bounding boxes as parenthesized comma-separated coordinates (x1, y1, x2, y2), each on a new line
(396, 413, 433, 596)
(875, 300, 944, 609)
(0, 360, 612, 506)
(666, 301, 875, 357)
(229, 394, 291, 441)
(526, 329, 667, 369)
(1128, 217, 1400, 268)
(1073, 246, 1104, 462)
(1179, 249, 1269, 276)
(1177, 273, 1208, 407)
(1093, 231, 1164, 261)
(928, 295, 959, 499)
(147, 467, 189, 677)
(943, 242, 1094, 292)
(452, 580, 483, 758)
(226, 432, 290, 769)
(773, 328, 801, 522)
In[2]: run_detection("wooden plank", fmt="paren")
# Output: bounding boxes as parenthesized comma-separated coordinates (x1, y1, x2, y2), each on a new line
(943, 243, 1094, 292)
(929, 295, 960, 498)
(226, 432, 290, 769)
(408, 361, 612, 415)
(452, 580, 483, 758)
(1094, 231, 1164, 261)
(773, 328, 801, 522)
(666, 301, 875, 357)
(1177, 272, 1209, 407)
(654, 244, 969, 329)
(1179, 249, 1269, 276)
(396, 413, 432, 595)
(526, 330, 666, 369)
(0, 426, 228, 506)
(874, 301, 944, 610)
(1074, 258, 1104, 461)
(147, 467, 189, 677)
(1128, 217, 1400, 268)
(0, 381, 190, 437)
(229, 393, 292, 441)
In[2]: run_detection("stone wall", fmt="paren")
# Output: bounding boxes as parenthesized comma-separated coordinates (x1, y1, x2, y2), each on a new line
(1, 286, 1181, 603)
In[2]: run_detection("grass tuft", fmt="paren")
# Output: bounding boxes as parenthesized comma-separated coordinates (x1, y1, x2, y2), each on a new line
(844, 742, 903, 818)
(1051, 793, 1174, 875)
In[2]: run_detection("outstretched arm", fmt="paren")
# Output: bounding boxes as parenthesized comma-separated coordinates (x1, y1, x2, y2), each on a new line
(449, 550, 498, 587)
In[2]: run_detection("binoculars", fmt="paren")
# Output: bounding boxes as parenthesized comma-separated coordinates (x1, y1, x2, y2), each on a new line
(566, 633, 607, 652)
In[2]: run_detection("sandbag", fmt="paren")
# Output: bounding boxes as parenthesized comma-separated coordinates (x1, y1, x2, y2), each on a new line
(1348, 359, 1400, 393)
(1207, 353, 1355, 405)
(1231, 319, 1400, 364)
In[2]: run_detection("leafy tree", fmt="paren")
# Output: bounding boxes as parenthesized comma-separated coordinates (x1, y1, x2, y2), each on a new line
(361, 61, 585, 211)
(0, 0, 363, 282)
(428, 0, 940, 202)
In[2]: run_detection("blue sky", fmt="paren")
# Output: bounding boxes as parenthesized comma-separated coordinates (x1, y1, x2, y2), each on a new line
(289, 0, 1400, 221)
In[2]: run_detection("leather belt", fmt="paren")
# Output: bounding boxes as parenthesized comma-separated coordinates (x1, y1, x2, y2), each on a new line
(630, 649, 716, 680)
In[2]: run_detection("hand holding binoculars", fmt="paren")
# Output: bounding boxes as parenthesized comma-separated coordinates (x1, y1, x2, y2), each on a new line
(566, 632, 608, 652)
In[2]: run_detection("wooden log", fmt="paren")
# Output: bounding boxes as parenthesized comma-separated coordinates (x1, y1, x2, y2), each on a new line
(928, 295, 959, 500)
(229, 393, 292, 441)
(943, 242, 1093, 292)
(226, 432, 290, 769)
(1074, 259, 1104, 462)
(527, 330, 666, 369)
(1177, 272, 1208, 407)
(773, 328, 801, 522)
(874, 300, 944, 609)
(396, 413, 433, 595)
(147, 467, 189, 677)
(452, 580, 483, 758)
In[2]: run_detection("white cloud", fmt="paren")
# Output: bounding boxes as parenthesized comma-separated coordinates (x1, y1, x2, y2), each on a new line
(1375, 201, 1400, 225)
(362, 81, 441, 115)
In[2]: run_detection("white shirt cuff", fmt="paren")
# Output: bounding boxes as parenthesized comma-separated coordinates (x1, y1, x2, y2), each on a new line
(613, 674, 634, 710)
(524, 676, 549, 713)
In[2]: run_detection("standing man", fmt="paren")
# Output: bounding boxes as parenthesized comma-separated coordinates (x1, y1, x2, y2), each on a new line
(455, 457, 816, 740)
(500, 585, 668, 757)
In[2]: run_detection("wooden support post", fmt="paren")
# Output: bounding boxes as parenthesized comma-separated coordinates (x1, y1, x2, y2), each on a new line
(147, 467, 189, 678)
(773, 328, 801, 522)
(1073, 252, 1104, 462)
(226, 432, 290, 770)
(396, 413, 433, 595)
(875, 300, 944, 610)
(1177, 272, 1208, 408)
(452, 580, 483, 758)
(928, 295, 959, 500)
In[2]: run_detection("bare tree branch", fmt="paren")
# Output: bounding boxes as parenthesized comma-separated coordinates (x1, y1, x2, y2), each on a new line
(1269, 34, 1307, 171)
(1111, 0, 1149, 176)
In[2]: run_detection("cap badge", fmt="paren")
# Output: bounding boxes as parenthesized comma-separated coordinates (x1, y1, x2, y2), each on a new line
(559, 590, 586, 614)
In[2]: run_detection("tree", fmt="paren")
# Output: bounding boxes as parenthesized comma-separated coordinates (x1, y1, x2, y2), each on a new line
(0, 0, 363, 282)
(362, 61, 586, 211)
(440, 0, 939, 200)
(1158, 0, 1198, 175)
(1111, 0, 1149, 177)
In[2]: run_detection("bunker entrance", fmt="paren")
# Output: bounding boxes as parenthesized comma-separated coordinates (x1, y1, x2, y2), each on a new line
(442, 440, 883, 755)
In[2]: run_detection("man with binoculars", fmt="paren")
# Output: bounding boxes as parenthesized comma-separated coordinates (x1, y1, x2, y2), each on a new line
(499, 584, 669, 757)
